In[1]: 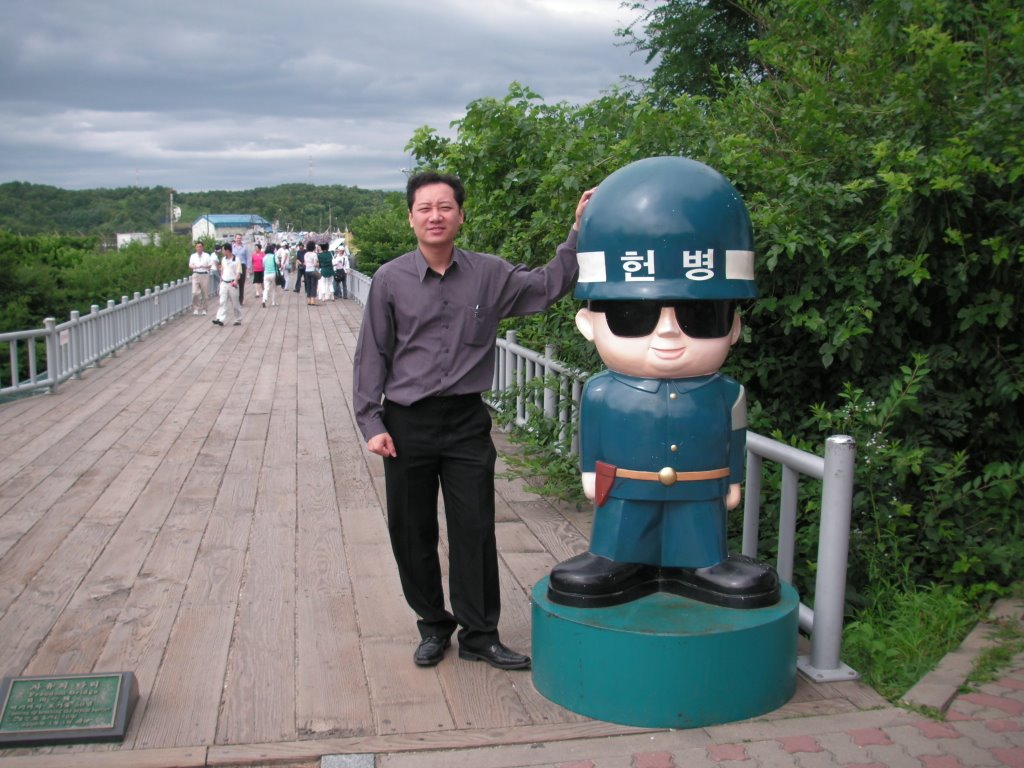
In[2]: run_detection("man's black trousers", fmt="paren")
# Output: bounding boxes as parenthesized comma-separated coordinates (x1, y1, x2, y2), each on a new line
(382, 394, 500, 649)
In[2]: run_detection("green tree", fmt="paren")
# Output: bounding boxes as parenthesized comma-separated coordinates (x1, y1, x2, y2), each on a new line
(348, 194, 417, 275)
(402, 0, 1024, 595)
(618, 0, 768, 101)
(0, 231, 190, 334)
(0, 182, 393, 238)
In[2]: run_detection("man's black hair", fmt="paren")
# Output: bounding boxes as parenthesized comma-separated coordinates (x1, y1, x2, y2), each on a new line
(406, 171, 465, 210)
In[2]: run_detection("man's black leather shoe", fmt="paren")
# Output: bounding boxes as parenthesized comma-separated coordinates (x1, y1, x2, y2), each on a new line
(413, 636, 451, 667)
(458, 642, 531, 670)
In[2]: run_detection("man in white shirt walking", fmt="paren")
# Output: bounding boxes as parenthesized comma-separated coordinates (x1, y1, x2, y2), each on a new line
(188, 241, 215, 315)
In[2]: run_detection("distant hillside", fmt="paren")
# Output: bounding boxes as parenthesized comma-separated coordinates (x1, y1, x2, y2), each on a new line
(0, 181, 399, 236)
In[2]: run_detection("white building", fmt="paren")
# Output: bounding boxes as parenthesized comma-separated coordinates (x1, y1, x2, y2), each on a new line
(192, 214, 273, 242)
(116, 232, 161, 249)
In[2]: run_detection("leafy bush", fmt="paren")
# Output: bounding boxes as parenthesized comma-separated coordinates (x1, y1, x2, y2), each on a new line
(0, 230, 191, 334)
(347, 195, 417, 276)
(394, 0, 1024, 602)
(809, 357, 1022, 594)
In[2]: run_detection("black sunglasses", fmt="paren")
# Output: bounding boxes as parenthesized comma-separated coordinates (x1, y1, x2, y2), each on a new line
(589, 300, 736, 339)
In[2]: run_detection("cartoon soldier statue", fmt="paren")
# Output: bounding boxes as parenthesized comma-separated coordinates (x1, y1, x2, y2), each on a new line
(548, 156, 781, 610)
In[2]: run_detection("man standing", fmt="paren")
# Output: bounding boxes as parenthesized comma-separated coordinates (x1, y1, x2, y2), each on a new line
(188, 241, 214, 315)
(293, 242, 305, 293)
(213, 243, 242, 326)
(232, 233, 251, 305)
(353, 171, 593, 670)
(332, 246, 349, 299)
(277, 242, 292, 291)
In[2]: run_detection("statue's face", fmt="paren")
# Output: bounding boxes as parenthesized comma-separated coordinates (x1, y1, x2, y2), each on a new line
(576, 304, 739, 379)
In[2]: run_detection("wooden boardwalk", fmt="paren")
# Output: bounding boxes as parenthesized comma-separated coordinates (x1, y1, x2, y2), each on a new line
(0, 289, 886, 767)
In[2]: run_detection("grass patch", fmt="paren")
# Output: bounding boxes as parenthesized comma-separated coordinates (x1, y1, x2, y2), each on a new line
(842, 582, 982, 702)
(967, 614, 1024, 686)
(964, 582, 1023, 688)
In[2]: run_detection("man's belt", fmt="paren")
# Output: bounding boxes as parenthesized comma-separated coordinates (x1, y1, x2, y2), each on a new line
(594, 460, 729, 506)
(194, 271, 209, 274)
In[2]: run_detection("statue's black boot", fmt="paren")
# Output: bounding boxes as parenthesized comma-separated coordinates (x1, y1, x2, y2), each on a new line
(548, 552, 658, 607)
(660, 554, 781, 608)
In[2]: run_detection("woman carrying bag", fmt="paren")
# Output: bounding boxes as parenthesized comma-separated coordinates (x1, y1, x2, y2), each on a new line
(263, 244, 281, 307)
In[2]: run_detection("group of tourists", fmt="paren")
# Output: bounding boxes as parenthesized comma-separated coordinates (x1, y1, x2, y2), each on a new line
(295, 240, 350, 306)
(187, 234, 352, 324)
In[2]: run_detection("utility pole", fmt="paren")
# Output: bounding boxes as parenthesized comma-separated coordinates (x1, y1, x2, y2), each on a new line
(168, 190, 174, 232)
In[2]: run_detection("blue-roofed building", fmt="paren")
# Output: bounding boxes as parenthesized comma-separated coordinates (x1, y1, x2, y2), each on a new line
(191, 214, 273, 242)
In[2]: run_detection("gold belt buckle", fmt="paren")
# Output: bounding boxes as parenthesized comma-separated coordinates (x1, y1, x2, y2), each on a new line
(658, 467, 677, 486)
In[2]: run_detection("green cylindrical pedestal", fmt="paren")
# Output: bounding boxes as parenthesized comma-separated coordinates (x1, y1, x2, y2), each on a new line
(531, 578, 799, 728)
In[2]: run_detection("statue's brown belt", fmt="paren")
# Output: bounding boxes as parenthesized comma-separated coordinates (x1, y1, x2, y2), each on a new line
(615, 466, 730, 487)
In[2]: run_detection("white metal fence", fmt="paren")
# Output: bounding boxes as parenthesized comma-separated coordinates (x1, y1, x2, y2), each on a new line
(0, 279, 192, 398)
(350, 272, 858, 682)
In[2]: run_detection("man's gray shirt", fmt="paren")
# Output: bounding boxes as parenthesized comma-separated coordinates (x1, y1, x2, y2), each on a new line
(232, 242, 251, 269)
(353, 229, 579, 442)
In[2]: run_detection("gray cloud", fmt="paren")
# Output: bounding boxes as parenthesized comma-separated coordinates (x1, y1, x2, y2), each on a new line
(0, 0, 651, 191)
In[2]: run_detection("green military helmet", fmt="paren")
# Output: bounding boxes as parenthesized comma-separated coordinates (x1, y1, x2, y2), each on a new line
(575, 156, 757, 301)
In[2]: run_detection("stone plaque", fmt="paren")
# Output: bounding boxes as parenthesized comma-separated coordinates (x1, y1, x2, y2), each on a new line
(0, 672, 139, 747)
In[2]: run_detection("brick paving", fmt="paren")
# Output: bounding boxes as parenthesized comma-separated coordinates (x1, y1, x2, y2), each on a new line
(378, 605, 1024, 768)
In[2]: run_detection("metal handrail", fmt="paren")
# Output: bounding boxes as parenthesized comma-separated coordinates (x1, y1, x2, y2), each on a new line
(482, 328, 858, 682)
(0, 278, 192, 397)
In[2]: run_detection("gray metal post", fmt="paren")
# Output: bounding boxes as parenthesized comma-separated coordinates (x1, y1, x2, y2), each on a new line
(741, 451, 763, 558)
(121, 296, 128, 343)
(132, 293, 141, 341)
(776, 466, 799, 583)
(797, 434, 858, 682)
(106, 301, 116, 356)
(543, 344, 557, 421)
(43, 318, 58, 394)
(69, 311, 81, 378)
(504, 330, 516, 393)
(89, 304, 100, 363)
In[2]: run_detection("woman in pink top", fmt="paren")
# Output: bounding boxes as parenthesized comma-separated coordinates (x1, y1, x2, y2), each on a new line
(251, 243, 265, 300)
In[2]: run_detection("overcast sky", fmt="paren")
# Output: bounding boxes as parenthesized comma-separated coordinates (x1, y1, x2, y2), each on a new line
(0, 0, 653, 193)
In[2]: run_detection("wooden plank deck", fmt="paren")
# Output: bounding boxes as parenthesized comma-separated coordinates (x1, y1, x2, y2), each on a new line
(0, 288, 886, 767)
